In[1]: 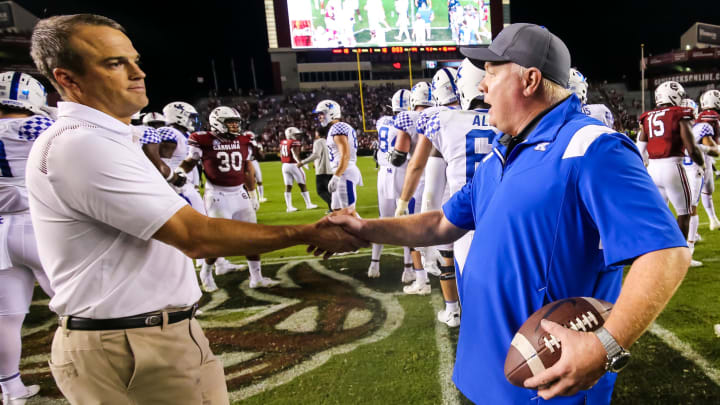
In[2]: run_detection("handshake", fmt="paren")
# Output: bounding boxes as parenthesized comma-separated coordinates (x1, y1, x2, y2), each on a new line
(305, 208, 371, 259)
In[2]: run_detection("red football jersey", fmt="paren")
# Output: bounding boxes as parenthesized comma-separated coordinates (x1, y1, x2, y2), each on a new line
(697, 110, 720, 141)
(279, 139, 301, 163)
(188, 131, 250, 187)
(639, 106, 694, 159)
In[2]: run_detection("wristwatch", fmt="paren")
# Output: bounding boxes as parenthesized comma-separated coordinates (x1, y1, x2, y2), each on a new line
(594, 326, 631, 373)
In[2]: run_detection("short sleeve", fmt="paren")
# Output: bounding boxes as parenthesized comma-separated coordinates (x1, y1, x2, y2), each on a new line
(158, 127, 178, 143)
(424, 114, 441, 141)
(577, 134, 687, 266)
(139, 127, 161, 145)
(49, 132, 188, 241)
(678, 107, 694, 121)
(394, 112, 414, 132)
(692, 122, 714, 140)
(18, 116, 54, 141)
(442, 181, 475, 230)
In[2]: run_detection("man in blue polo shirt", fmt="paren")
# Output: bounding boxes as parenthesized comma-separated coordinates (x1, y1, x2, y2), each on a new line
(327, 23, 690, 404)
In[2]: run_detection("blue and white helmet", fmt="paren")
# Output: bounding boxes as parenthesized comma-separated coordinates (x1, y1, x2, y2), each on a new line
(391, 89, 411, 113)
(456, 58, 486, 110)
(680, 98, 698, 118)
(0, 71, 47, 116)
(410, 82, 433, 109)
(163, 101, 200, 132)
(142, 112, 165, 126)
(431, 67, 459, 106)
(700, 90, 720, 111)
(568, 68, 588, 104)
(654, 81, 685, 107)
(312, 99, 341, 127)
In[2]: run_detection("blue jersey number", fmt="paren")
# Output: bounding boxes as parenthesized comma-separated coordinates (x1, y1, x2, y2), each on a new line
(0, 140, 12, 177)
(378, 127, 389, 152)
(352, 130, 358, 149)
(464, 129, 494, 182)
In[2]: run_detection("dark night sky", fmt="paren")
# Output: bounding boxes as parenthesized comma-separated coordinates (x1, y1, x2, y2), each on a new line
(13, 0, 720, 109)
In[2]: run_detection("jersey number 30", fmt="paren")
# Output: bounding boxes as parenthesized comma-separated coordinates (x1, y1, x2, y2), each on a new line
(217, 151, 243, 172)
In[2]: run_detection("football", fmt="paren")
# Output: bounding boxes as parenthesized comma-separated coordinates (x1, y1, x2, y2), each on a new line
(504, 297, 613, 387)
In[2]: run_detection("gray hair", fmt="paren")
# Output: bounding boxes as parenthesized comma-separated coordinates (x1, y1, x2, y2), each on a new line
(514, 65, 572, 105)
(30, 14, 126, 92)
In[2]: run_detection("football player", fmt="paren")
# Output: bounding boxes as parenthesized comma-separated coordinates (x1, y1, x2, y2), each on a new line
(637, 81, 705, 266)
(244, 130, 267, 203)
(697, 90, 720, 230)
(421, 59, 499, 327)
(280, 126, 318, 212)
(162, 102, 243, 277)
(311, 100, 362, 211)
(568, 68, 615, 129)
(395, 67, 460, 297)
(142, 111, 165, 129)
(0, 72, 54, 403)
(368, 89, 416, 283)
(179, 106, 277, 291)
(681, 98, 718, 258)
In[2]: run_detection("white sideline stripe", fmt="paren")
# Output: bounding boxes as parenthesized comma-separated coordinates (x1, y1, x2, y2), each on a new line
(510, 334, 546, 376)
(649, 323, 720, 386)
(431, 293, 460, 405)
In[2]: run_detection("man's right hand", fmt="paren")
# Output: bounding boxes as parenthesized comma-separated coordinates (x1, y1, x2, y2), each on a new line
(306, 213, 369, 259)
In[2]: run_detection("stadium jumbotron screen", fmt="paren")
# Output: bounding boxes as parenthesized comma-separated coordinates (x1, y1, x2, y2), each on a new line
(288, 0, 492, 49)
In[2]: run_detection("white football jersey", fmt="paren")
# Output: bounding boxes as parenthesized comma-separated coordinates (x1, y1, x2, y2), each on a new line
(0, 115, 54, 213)
(582, 104, 614, 128)
(687, 122, 715, 169)
(157, 126, 199, 185)
(326, 121, 358, 169)
(393, 110, 427, 160)
(425, 108, 499, 193)
(376, 115, 398, 168)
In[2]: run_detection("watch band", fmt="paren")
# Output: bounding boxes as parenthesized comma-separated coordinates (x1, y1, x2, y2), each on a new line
(594, 326, 623, 358)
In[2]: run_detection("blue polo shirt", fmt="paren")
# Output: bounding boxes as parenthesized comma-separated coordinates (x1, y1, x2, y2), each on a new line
(443, 95, 686, 404)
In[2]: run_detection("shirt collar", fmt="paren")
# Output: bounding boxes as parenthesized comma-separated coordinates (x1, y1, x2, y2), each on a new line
(57, 101, 133, 136)
(494, 94, 579, 149)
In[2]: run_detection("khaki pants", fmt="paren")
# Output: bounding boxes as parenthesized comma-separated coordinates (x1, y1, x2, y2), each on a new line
(49, 316, 229, 405)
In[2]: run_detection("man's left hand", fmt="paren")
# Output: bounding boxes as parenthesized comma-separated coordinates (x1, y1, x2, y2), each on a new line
(523, 319, 607, 399)
(249, 193, 260, 211)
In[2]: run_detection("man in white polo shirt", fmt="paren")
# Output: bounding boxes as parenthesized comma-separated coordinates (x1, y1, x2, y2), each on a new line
(28, 14, 366, 405)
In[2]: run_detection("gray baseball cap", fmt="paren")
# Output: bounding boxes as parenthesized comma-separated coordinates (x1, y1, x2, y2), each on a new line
(460, 23, 571, 87)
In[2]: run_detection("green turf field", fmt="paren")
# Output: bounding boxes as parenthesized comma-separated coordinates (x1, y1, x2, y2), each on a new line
(309, 0, 491, 46)
(18, 156, 720, 404)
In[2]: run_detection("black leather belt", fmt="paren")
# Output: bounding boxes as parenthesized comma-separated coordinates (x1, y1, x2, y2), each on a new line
(61, 303, 198, 331)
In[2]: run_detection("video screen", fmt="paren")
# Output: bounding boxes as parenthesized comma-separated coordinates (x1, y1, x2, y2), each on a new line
(288, 0, 492, 49)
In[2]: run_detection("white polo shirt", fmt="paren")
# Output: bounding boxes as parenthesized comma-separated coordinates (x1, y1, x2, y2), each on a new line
(26, 102, 201, 318)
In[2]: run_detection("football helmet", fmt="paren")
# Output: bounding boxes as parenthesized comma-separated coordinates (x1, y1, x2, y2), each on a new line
(285, 126, 301, 139)
(0, 71, 47, 116)
(456, 58, 486, 110)
(654, 81, 685, 107)
(680, 98, 698, 118)
(312, 99, 341, 127)
(568, 68, 588, 104)
(391, 89, 411, 112)
(209, 106, 242, 134)
(431, 67, 459, 106)
(700, 89, 720, 111)
(142, 112, 165, 127)
(410, 82, 434, 109)
(163, 101, 200, 131)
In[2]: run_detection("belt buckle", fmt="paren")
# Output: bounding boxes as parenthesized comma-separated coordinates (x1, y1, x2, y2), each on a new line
(190, 303, 198, 318)
(145, 315, 161, 326)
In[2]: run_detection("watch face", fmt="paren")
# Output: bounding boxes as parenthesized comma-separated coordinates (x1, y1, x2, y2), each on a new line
(611, 352, 631, 372)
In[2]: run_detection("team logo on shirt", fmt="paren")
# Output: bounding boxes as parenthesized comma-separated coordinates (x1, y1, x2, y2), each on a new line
(534, 142, 550, 152)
